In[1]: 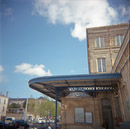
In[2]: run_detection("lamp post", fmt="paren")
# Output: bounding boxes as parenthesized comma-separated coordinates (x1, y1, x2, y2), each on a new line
(24, 80, 29, 121)
(55, 88, 58, 129)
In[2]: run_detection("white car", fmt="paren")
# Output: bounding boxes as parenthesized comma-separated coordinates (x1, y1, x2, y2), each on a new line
(5, 117, 15, 124)
(37, 118, 43, 124)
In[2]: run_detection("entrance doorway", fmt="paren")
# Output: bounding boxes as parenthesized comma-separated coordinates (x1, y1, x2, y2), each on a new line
(101, 98, 114, 129)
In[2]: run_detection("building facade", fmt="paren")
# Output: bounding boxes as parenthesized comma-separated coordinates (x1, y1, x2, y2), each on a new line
(6, 98, 26, 120)
(87, 23, 130, 122)
(8, 98, 26, 107)
(0, 92, 9, 120)
(29, 23, 130, 129)
(87, 23, 129, 74)
(112, 26, 130, 121)
(60, 23, 130, 129)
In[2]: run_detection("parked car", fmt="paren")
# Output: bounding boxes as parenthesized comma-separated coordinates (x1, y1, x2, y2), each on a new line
(5, 117, 16, 129)
(37, 118, 43, 124)
(0, 121, 5, 129)
(6, 120, 17, 129)
(5, 117, 15, 125)
(15, 120, 29, 129)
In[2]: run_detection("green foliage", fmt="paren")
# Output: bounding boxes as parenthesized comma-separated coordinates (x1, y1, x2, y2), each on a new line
(27, 98, 61, 118)
(23, 100, 26, 108)
(8, 103, 21, 108)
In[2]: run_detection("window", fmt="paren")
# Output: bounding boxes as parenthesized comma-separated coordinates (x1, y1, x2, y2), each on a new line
(115, 35, 124, 46)
(96, 37, 104, 47)
(2, 106, 5, 112)
(4, 99, 6, 104)
(97, 58, 106, 72)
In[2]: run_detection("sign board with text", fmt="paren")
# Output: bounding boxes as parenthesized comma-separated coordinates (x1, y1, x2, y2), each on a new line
(75, 107, 85, 123)
(85, 112, 92, 123)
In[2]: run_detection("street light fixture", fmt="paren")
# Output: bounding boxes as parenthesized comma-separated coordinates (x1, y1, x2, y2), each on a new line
(24, 80, 29, 121)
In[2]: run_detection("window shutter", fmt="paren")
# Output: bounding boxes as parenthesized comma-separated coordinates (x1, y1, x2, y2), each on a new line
(100, 37, 104, 47)
(96, 38, 99, 47)
(116, 36, 120, 45)
(97, 58, 101, 72)
(102, 58, 106, 72)
(120, 35, 124, 45)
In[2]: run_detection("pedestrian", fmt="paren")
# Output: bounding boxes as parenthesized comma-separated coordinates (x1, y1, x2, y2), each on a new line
(102, 120, 109, 129)
(47, 124, 52, 129)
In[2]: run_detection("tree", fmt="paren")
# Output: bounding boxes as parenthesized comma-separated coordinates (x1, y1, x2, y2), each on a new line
(23, 100, 26, 108)
(27, 98, 61, 118)
(8, 103, 21, 108)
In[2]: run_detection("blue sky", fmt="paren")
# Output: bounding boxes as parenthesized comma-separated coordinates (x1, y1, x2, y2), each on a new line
(0, 0, 130, 98)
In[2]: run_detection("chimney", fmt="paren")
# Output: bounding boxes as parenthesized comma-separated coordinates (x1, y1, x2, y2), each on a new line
(6, 92, 8, 97)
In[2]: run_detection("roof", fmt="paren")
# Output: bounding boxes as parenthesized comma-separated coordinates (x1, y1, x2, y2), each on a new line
(86, 23, 129, 31)
(29, 73, 121, 101)
(9, 98, 26, 101)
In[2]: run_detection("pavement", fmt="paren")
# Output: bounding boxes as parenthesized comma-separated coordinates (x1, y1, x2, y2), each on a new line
(29, 123, 61, 129)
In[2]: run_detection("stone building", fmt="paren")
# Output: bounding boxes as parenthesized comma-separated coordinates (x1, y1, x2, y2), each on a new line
(7, 98, 26, 114)
(87, 23, 129, 74)
(29, 23, 130, 129)
(7, 97, 48, 120)
(0, 92, 9, 120)
(6, 98, 26, 119)
(8, 98, 26, 107)
(87, 23, 130, 122)
(112, 26, 130, 121)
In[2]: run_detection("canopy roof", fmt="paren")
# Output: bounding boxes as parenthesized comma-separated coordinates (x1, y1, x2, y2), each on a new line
(29, 73, 121, 101)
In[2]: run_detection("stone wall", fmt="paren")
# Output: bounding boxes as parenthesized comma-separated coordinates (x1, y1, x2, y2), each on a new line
(112, 27, 130, 121)
(6, 113, 23, 120)
(60, 92, 118, 129)
(87, 23, 129, 74)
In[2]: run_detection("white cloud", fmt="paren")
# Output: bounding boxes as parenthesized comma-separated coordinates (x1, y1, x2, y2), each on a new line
(118, 6, 130, 22)
(15, 63, 52, 76)
(33, 0, 117, 41)
(0, 65, 3, 72)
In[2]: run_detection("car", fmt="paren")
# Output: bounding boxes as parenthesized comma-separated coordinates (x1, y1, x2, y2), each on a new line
(6, 120, 17, 129)
(5, 117, 17, 129)
(37, 118, 43, 124)
(15, 120, 29, 129)
(0, 121, 5, 129)
(5, 117, 15, 127)
(5, 117, 15, 124)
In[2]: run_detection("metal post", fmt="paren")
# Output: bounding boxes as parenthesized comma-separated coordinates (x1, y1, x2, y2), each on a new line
(94, 80, 96, 98)
(55, 88, 58, 129)
(24, 81, 29, 121)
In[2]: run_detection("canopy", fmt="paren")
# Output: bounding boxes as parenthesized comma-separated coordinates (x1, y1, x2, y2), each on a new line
(29, 73, 121, 101)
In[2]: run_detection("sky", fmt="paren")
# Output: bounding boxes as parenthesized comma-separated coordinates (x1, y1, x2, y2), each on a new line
(0, 0, 130, 99)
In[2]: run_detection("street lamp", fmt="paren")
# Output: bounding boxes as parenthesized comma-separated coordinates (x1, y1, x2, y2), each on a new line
(24, 80, 29, 121)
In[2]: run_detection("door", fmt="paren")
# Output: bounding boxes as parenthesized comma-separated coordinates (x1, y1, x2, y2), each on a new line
(101, 98, 114, 129)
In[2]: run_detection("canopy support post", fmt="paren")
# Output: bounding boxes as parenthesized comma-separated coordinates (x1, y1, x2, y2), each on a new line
(55, 87, 58, 129)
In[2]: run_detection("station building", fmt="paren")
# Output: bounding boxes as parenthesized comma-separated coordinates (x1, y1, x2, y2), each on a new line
(29, 23, 130, 129)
